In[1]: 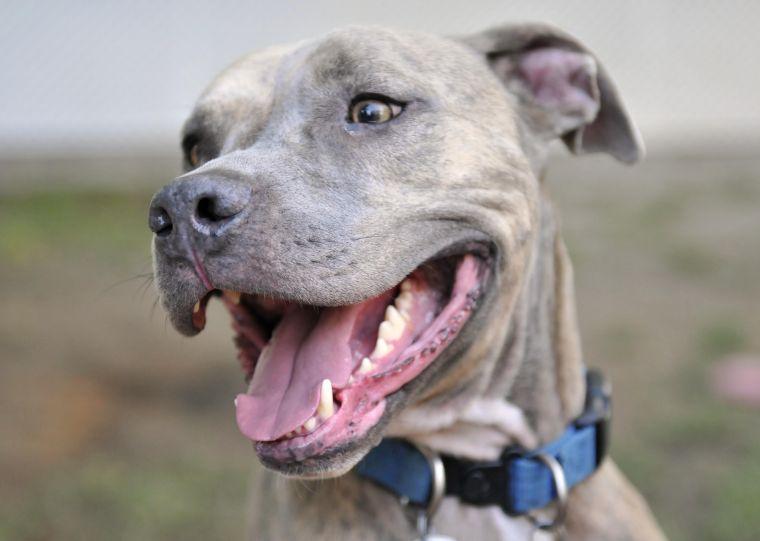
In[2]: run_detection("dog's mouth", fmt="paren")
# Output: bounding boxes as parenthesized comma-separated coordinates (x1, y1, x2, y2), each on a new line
(191, 251, 490, 467)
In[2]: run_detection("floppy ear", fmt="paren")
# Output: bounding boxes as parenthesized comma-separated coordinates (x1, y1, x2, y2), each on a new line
(461, 23, 644, 163)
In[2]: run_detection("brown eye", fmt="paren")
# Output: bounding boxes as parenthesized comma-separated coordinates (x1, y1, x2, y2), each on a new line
(349, 98, 402, 124)
(188, 143, 200, 168)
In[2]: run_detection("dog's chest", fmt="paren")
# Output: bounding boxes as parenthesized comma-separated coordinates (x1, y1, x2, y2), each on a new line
(432, 497, 553, 541)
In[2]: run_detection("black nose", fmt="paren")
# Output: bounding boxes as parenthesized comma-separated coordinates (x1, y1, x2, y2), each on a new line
(149, 175, 251, 238)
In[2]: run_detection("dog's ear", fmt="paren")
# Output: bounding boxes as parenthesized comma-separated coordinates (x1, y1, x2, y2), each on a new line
(461, 23, 644, 163)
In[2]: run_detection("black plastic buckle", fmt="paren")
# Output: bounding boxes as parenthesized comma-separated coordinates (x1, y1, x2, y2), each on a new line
(441, 444, 525, 515)
(442, 452, 511, 511)
(574, 368, 612, 466)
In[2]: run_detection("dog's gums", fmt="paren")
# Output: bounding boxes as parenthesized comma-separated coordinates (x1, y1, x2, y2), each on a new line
(189, 254, 488, 463)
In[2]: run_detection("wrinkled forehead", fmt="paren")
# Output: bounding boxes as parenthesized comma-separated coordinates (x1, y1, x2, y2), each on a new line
(193, 26, 485, 117)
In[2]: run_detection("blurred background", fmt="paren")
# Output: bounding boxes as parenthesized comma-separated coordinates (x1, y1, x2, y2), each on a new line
(1, 1, 759, 540)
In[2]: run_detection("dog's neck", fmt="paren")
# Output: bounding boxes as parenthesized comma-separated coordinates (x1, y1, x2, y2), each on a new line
(499, 187, 586, 441)
(489, 119, 586, 442)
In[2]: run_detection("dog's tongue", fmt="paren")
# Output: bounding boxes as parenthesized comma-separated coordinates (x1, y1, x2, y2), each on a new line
(235, 293, 391, 442)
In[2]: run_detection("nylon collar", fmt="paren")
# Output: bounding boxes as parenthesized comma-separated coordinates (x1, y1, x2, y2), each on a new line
(355, 369, 611, 518)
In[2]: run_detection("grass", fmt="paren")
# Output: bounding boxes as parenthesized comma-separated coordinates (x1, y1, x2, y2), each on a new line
(0, 455, 248, 541)
(0, 191, 151, 266)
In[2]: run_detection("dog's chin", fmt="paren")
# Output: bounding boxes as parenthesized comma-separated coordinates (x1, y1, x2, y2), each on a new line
(186, 247, 493, 475)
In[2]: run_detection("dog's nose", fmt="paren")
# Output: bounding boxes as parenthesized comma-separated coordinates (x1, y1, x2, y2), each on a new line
(149, 175, 251, 238)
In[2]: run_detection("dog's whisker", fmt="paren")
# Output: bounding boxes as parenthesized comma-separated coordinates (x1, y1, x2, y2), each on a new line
(138, 275, 156, 301)
(149, 295, 161, 320)
(97, 272, 155, 297)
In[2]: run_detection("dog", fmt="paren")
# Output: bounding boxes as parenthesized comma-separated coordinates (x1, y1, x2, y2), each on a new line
(149, 22, 667, 541)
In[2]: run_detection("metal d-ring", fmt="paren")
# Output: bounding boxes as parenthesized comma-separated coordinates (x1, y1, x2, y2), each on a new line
(416, 443, 446, 519)
(528, 453, 569, 532)
(403, 442, 446, 539)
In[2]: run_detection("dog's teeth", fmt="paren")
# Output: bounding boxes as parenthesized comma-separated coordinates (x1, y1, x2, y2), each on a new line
(226, 290, 241, 304)
(304, 417, 317, 432)
(400, 279, 412, 292)
(234, 397, 239, 407)
(318, 379, 334, 419)
(386, 304, 408, 327)
(359, 357, 374, 374)
(372, 338, 391, 358)
(395, 291, 413, 315)
(378, 321, 402, 342)
(193, 301, 201, 314)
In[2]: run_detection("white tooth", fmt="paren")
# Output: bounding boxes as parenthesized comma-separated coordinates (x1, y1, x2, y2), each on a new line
(318, 379, 334, 419)
(372, 338, 391, 358)
(193, 301, 201, 314)
(359, 357, 374, 374)
(395, 291, 413, 314)
(400, 279, 413, 292)
(234, 397, 239, 407)
(304, 417, 317, 431)
(348, 375, 355, 385)
(378, 321, 400, 342)
(386, 305, 408, 328)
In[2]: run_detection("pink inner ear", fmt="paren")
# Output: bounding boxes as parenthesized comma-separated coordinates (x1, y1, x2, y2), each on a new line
(517, 47, 598, 118)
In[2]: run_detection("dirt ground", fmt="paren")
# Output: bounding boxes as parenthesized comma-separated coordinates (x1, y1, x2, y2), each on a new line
(1, 152, 758, 540)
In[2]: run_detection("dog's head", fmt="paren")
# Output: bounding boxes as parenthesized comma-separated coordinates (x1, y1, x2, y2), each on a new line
(149, 23, 641, 476)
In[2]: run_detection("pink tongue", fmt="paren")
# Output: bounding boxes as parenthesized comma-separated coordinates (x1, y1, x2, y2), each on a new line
(235, 293, 391, 441)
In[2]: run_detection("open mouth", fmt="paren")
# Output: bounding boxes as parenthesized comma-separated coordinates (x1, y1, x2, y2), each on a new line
(191, 252, 490, 464)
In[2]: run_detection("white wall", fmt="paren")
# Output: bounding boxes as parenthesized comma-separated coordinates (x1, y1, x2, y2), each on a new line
(2, 0, 759, 156)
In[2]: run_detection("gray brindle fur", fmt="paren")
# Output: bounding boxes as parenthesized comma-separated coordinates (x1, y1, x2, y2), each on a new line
(150, 22, 667, 540)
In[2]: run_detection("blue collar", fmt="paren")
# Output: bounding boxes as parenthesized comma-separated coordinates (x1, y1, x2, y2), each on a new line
(355, 369, 611, 518)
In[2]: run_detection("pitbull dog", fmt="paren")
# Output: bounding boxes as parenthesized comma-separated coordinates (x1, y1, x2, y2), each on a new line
(149, 22, 667, 541)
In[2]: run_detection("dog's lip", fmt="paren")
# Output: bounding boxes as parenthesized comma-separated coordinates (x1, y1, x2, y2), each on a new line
(186, 238, 494, 333)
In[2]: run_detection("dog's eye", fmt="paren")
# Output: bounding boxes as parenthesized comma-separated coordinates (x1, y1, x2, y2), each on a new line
(349, 98, 402, 124)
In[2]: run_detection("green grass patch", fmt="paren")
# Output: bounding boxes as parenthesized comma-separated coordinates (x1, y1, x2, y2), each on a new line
(0, 191, 152, 266)
(0, 455, 248, 541)
(697, 321, 748, 362)
(664, 243, 718, 278)
(706, 458, 760, 541)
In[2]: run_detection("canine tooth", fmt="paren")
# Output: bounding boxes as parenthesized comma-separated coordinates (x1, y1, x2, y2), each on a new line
(304, 417, 317, 432)
(318, 379, 334, 419)
(193, 301, 201, 314)
(386, 305, 408, 327)
(234, 397, 239, 407)
(226, 290, 241, 304)
(400, 279, 412, 292)
(359, 357, 375, 374)
(372, 338, 391, 358)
